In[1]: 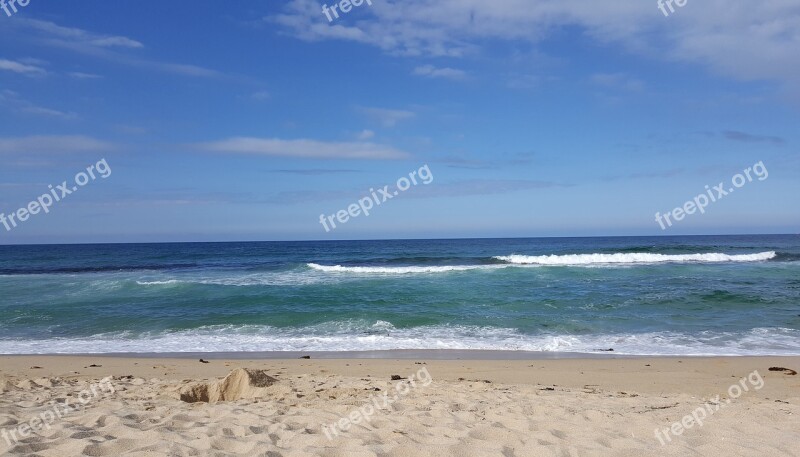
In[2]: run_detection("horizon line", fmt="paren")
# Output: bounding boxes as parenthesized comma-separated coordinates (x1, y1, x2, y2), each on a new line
(1, 233, 797, 247)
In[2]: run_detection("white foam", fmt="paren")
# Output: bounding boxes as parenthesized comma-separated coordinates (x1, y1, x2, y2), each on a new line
(195, 273, 330, 286)
(306, 252, 776, 274)
(306, 263, 495, 274)
(494, 251, 777, 265)
(0, 323, 797, 356)
(136, 280, 182, 286)
(135, 272, 336, 287)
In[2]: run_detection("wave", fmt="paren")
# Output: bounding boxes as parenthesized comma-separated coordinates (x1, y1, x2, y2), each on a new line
(0, 322, 797, 356)
(494, 251, 776, 265)
(306, 263, 491, 274)
(345, 256, 499, 265)
(307, 251, 777, 274)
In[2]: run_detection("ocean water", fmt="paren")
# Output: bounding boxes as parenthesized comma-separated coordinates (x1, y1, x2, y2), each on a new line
(0, 235, 798, 356)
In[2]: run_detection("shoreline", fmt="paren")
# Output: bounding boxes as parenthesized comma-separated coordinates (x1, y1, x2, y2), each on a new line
(2, 349, 800, 360)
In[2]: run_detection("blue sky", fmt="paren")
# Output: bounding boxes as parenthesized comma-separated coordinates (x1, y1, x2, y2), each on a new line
(0, 0, 798, 244)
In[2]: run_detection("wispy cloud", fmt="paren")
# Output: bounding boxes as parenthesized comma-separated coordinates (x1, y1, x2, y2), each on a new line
(438, 156, 497, 170)
(262, 189, 357, 204)
(357, 129, 375, 140)
(269, 169, 361, 175)
(0, 135, 116, 155)
(18, 105, 78, 120)
(68, 71, 103, 79)
(602, 168, 686, 182)
(20, 19, 144, 49)
(9, 19, 232, 81)
(140, 61, 226, 78)
(88, 36, 144, 49)
(413, 64, 467, 80)
(264, 178, 563, 204)
(591, 72, 645, 92)
(437, 152, 535, 170)
(91, 189, 254, 208)
(197, 137, 410, 160)
(0, 58, 46, 76)
(722, 130, 785, 145)
(358, 106, 415, 127)
(0, 90, 78, 120)
(409, 179, 563, 198)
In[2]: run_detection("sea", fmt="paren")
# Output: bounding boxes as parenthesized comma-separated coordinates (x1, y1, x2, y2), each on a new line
(0, 235, 798, 356)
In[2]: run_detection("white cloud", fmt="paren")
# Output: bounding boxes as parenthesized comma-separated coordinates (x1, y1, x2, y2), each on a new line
(153, 62, 223, 78)
(88, 37, 144, 49)
(273, 0, 800, 93)
(20, 19, 144, 49)
(0, 135, 115, 154)
(357, 129, 375, 140)
(413, 64, 467, 80)
(9, 19, 231, 80)
(0, 90, 78, 120)
(17, 57, 49, 66)
(358, 106, 416, 127)
(251, 90, 271, 101)
(19, 105, 78, 120)
(68, 72, 103, 79)
(197, 137, 410, 160)
(0, 58, 46, 76)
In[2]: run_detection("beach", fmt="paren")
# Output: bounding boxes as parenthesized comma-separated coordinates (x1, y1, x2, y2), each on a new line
(1, 354, 798, 456)
(3, 0, 798, 454)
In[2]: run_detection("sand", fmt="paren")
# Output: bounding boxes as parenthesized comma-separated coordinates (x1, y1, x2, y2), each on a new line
(0, 355, 798, 456)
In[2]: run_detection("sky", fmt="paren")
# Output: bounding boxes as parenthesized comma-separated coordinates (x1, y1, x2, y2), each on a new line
(0, 0, 798, 244)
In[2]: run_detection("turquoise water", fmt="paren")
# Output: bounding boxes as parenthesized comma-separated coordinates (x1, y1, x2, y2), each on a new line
(1, 235, 798, 355)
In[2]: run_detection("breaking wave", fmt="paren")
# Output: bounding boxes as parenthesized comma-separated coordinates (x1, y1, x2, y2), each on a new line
(493, 252, 776, 265)
(0, 322, 797, 356)
(307, 252, 777, 273)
